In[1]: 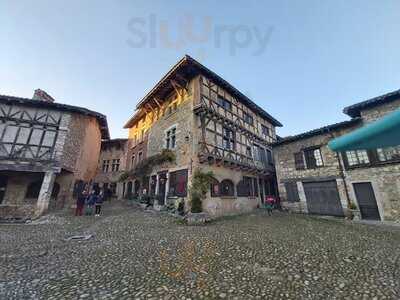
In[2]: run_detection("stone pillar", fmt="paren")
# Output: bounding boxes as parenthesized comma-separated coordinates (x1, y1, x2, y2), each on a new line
(154, 174, 160, 207)
(35, 171, 56, 217)
(164, 173, 170, 205)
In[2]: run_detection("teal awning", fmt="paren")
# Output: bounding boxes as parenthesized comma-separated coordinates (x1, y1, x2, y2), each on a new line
(328, 108, 400, 151)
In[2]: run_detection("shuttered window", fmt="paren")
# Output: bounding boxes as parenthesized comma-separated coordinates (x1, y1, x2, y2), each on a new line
(284, 182, 300, 202)
(294, 152, 305, 170)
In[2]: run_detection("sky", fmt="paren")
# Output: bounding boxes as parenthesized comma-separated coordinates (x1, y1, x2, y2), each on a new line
(1, 0, 399, 138)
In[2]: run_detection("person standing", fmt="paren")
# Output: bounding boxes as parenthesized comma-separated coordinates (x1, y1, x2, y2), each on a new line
(75, 185, 88, 216)
(265, 196, 275, 216)
(95, 189, 104, 216)
(85, 190, 97, 216)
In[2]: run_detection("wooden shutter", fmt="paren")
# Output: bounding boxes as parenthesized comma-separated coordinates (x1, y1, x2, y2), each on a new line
(294, 152, 305, 170)
(284, 182, 300, 202)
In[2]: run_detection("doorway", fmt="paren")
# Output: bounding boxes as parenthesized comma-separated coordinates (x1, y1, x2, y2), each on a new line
(353, 182, 381, 220)
(157, 171, 167, 205)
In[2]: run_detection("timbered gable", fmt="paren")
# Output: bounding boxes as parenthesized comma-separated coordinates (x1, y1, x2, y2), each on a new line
(0, 103, 64, 162)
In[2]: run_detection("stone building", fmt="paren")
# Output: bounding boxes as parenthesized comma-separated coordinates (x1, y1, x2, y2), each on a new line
(0, 90, 109, 219)
(122, 55, 282, 216)
(93, 139, 128, 200)
(273, 89, 400, 221)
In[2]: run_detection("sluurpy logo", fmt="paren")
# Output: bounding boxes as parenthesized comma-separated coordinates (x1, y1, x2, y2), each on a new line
(127, 14, 274, 57)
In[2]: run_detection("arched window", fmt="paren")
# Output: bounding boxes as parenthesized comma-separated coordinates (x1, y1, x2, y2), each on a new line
(220, 179, 234, 197)
(127, 181, 133, 196)
(134, 180, 140, 196)
(210, 177, 220, 197)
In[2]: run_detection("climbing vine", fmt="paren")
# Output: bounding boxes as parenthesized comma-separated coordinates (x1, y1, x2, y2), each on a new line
(189, 169, 214, 213)
(119, 149, 176, 182)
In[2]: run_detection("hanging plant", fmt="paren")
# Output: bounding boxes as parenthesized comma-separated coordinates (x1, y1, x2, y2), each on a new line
(118, 149, 176, 182)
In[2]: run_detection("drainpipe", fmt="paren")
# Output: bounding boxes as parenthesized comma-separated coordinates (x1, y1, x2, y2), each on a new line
(327, 129, 351, 207)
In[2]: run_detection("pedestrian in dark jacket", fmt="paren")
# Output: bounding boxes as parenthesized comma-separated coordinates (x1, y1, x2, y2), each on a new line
(75, 187, 88, 216)
(85, 190, 97, 216)
(95, 190, 104, 216)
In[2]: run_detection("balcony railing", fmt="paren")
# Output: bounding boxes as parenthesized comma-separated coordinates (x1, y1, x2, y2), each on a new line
(198, 142, 274, 174)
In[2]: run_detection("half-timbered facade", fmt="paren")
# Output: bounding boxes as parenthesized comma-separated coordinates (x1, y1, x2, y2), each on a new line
(0, 90, 109, 219)
(123, 55, 281, 216)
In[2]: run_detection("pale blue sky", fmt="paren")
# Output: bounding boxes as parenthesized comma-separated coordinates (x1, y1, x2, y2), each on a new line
(1, 1, 399, 138)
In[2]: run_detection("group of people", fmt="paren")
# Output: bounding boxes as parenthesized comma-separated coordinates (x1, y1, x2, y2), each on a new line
(75, 186, 105, 217)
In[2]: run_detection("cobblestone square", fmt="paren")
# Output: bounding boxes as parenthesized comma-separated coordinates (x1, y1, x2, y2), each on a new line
(1, 204, 399, 299)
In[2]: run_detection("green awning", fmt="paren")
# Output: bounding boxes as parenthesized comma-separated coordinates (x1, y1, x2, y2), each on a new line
(328, 108, 400, 151)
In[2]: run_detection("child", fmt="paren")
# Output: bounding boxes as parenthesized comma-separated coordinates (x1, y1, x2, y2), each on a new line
(95, 190, 104, 216)
(265, 196, 275, 216)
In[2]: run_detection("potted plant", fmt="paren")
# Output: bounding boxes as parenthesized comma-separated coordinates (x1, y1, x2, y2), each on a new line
(348, 201, 361, 220)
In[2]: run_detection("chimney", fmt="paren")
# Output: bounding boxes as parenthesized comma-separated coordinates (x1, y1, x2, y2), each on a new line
(32, 89, 55, 103)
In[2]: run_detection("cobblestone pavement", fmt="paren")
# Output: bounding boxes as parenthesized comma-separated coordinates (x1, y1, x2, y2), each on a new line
(1, 203, 400, 300)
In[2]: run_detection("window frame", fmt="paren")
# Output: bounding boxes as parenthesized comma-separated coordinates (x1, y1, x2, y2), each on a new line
(222, 127, 235, 150)
(304, 147, 324, 169)
(243, 112, 254, 125)
(284, 182, 300, 202)
(220, 179, 235, 197)
(165, 126, 177, 150)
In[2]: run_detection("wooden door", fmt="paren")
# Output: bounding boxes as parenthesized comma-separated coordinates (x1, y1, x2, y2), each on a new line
(353, 182, 381, 220)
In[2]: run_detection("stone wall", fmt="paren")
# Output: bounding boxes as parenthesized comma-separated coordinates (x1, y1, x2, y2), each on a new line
(58, 113, 102, 207)
(94, 140, 128, 199)
(197, 164, 263, 217)
(360, 98, 400, 123)
(273, 130, 351, 213)
(274, 98, 400, 221)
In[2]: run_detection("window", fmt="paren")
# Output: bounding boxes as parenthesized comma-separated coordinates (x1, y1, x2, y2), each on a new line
(131, 154, 135, 168)
(237, 177, 254, 197)
(261, 124, 269, 136)
(345, 150, 370, 166)
(304, 148, 324, 168)
(210, 178, 220, 197)
(110, 183, 117, 195)
(377, 146, 400, 162)
(294, 152, 305, 170)
(284, 182, 300, 202)
(168, 169, 188, 197)
(217, 96, 232, 111)
(166, 127, 176, 149)
(266, 149, 273, 165)
(138, 151, 143, 162)
(243, 112, 254, 125)
(111, 159, 120, 172)
(141, 129, 145, 142)
(253, 144, 261, 161)
(102, 160, 110, 172)
(220, 179, 234, 196)
(246, 146, 252, 158)
(222, 127, 235, 150)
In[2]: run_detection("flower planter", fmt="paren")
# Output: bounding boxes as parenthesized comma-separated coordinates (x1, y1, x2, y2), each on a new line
(350, 209, 361, 221)
(185, 212, 210, 226)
